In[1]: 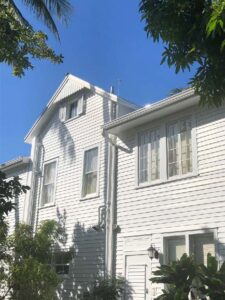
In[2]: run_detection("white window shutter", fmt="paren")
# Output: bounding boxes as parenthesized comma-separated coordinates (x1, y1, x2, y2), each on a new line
(59, 105, 67, 122)
(77, 95, 84, 116)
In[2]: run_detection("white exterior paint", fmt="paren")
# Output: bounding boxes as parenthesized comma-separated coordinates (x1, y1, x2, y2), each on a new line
(2, 75, 136, 299)
(110, 102, 225, 299)
(3, 75, 225, 300)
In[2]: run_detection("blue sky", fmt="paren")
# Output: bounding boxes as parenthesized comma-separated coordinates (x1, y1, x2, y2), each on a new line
(0, 0, 194, 163)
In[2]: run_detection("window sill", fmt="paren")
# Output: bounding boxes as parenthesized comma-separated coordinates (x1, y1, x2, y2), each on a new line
(63, 114, 81, 124)
(80, 193, 99, 201)
(135, 172, 199, 190)
(39, 203, 55, 210)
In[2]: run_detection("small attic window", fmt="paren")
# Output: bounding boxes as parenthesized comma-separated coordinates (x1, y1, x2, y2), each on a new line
(68, 101, 78, 119)
(65, 94, 84, 121)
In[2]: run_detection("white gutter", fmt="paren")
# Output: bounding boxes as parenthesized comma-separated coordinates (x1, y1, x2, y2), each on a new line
(23, 137, 40, 225)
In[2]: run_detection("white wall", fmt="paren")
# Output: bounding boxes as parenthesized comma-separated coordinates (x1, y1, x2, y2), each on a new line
(30, 90, 110, 299)
(115, 103, 225, 299)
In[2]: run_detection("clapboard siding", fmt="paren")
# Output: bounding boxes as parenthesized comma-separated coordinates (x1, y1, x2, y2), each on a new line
(115, 104, 225, 298)
(29, 92, 109, 299)
(25, 80, 135, 299)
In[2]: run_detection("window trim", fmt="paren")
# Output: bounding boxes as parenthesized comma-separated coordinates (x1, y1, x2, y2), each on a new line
(162, 228, 218, 265)
(80, 144, 101, 200)
(40, 158, 58, 208)
(135, 113, 198, 187)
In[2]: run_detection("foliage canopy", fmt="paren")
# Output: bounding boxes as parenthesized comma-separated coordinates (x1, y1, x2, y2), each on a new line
(0, 171, 29, 223)
(0, 0, 72, 76)
(140, 0, 225, 106)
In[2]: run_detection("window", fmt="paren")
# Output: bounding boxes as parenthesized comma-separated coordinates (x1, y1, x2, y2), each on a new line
(167, 118, 192, 177)
(68, 101, 78, 119)
(52, 251, 71, 276)
(41, 161, 57, 206)
(82, 147, 99, 197)
(66, 95, 84, 121)
(190, 233, 215, 265)
(164, 233, 215, 266)
(165, 236, 186, 264)
(137, 116, 195, 186)
(138, 129, 160, 184)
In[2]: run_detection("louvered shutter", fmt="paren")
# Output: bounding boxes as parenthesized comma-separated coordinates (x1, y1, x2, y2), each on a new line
(77, 95, 84, 115)
(59, 105, 67, 122)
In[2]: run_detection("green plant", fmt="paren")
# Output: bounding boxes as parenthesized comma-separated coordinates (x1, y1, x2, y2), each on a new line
(89, 277, 126, 300)
(0, 171, 29, 223)
(151, 254, 225, 300)
(7, 220, 61, 300)
(151, 254, 200, 300)
(1, 0, 72, 76)
(200, 254, 225, 300)
(139, 0, 225, 106)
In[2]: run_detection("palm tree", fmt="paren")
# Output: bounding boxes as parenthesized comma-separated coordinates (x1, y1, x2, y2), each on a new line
(7, 0, 72, 39)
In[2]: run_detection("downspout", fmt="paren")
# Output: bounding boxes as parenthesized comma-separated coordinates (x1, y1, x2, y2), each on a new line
(104, 129, 118, 277)
(23, 136, 40, 227)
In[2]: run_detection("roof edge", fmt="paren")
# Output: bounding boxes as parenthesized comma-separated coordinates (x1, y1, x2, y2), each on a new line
(24, 74, 140, 144)
(103, 88, 196, 131)
(0, 156, 31, 172)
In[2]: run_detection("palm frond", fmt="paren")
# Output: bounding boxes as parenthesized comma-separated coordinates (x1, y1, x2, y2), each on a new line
(43, 0, 72, 23)
(21, 0, 72, 39)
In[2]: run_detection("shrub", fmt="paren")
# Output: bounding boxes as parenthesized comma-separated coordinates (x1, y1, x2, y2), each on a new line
(6, 221, 61, 300)
(151, 253, 225, 300)
(88, 277, 126, 300)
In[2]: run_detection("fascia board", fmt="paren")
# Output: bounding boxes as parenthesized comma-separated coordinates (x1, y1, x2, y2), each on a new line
(0, 157, 31, 172)
(103, 89, 198, 134)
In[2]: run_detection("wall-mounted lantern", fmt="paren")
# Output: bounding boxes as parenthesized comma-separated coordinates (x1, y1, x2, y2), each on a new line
(147, 244, 159, 260)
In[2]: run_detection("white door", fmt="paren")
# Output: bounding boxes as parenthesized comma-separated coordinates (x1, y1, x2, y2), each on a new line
(125, 255, 150, 300)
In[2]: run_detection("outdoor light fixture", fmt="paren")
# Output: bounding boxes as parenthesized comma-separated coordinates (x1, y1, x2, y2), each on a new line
(147, 244, 159, 260)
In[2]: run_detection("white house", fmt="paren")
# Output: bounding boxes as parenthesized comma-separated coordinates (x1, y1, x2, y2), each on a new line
(2, 75, 225, 299)
(1, 74, 137, 299)
(104, 88, 225, 299)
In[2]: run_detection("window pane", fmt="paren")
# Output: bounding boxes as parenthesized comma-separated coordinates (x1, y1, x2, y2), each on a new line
(83, 148, 98, 196)
(84, 148, 98, 173)
(180, 118, 192, 174)
(167, 123, 179, 177)
(138, 132, 149, 184)
(83, 172, 97, 196)
(69, 101, 78, 119)
(190, 233, 215, 266)
(43, 162, 56, 185)
(167, 236, 186, 264)
(42, 162, 56, 205)
(150, 129, 160, 180)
